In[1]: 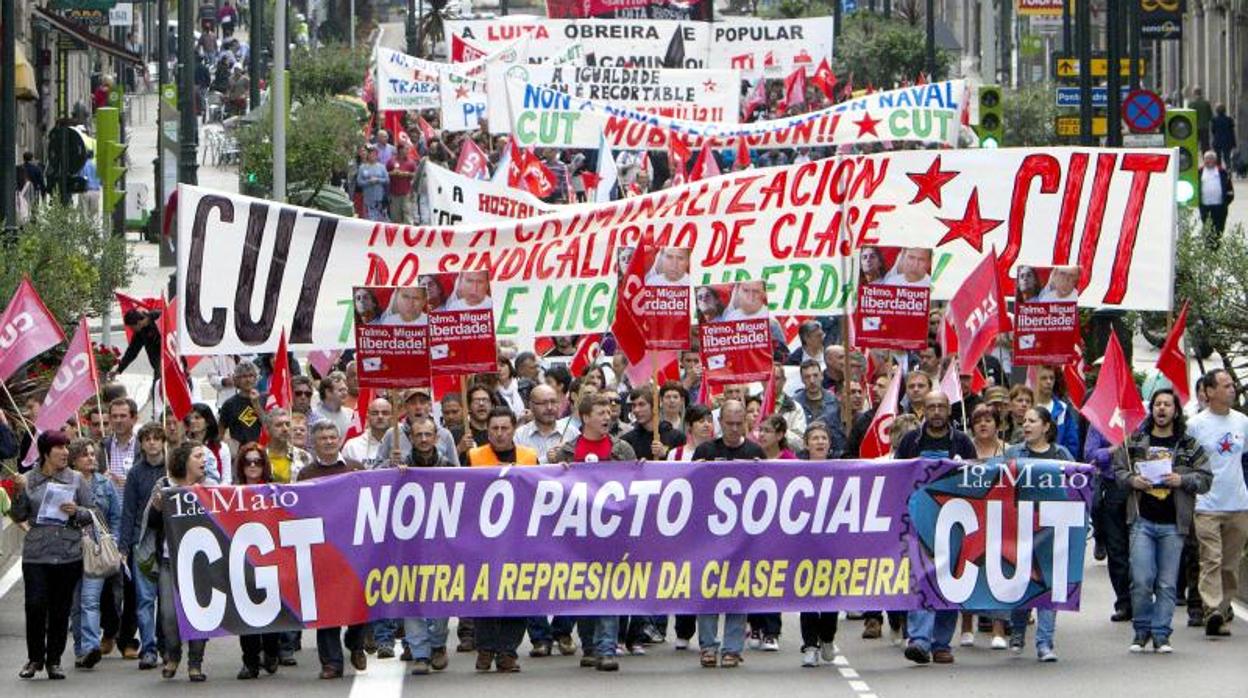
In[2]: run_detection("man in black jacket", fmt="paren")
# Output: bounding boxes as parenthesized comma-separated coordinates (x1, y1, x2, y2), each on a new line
(114, 308, 161, 375)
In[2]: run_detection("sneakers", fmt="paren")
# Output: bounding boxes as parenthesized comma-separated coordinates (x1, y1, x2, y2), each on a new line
(747, 630, 762, 650)
(674, 638, 690, 650)
(627, 645, 647, 656)
(1154, 637, 1173, 654)
(761, 636, 780, 652)
(960, 631, 975, 647)
(430, 647, 449, 671)
(801, 648, 819, 667)
(820, 642, 837, 663)
(1009, 632, 1025, 654)
(643, 625, 666, 644)
(410, 659, 430, 675)
(1206, 611, 1226, 637)
(932, 649, 955, 664)
(1129, 632, 1150, 653)
(495, 655, 520, 673)
(596, 656, 619, 672)
(862, 618, 883, 639)
(904, 643, 931, 665)
(991, 635, 1008, 650)
(1037, 647, 1058, 662)
(138, 652, 159, 670)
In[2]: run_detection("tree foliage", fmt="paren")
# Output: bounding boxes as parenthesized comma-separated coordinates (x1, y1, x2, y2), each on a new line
(238, 97, 366, 209)
(1001, 83, 1060, 147)
(831, 13, 951, 89)
(767, 0, 837, 18)
(0, 200, 134, 327)
(289, 43, 371, 99)
(1173, 215, 1248, 402)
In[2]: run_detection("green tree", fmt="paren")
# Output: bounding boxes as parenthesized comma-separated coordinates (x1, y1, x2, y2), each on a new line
(0, 200, 134, 327)
(289, 43, 371, 99)
(238, 97, 366, 212)
(832, 13, 951, 89)
(1001, 83, 1060, 147)
(766, 0, 836, 18)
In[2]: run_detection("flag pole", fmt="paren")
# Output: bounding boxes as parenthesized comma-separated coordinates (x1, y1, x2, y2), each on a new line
(956, 352, 968, 427)
(389, 388, 403, 466)
(0, 379, 37, 447)
(651, 362, 661, 457)
(836, 154, 853, 437)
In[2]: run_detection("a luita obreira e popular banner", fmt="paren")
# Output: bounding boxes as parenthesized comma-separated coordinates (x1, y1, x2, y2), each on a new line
(352, 286, 431, 389)
(505, 79, 968, 150)
(854, 246, 933, 351)
(162, 458, 1093, 639)
(1012, 265, 1082, 365)
(697, 281, 773, 385)
(176, 147, 1177, 355)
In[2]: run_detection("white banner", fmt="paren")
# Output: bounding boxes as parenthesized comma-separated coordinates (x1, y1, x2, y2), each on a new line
(486, 64, 740, 131)
(439, 72, 489, 131)
(507, 79, 969, 149)
(375, 42, 526, 111)
(424, 163, 557, 225)
(178, 147, 1176, 355)
(446, 17, 833, 76)
(708, 17, 835, 78)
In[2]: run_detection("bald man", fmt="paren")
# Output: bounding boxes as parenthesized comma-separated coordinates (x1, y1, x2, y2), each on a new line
(694, 400, 765, 461)
(340, 397, 393, 469)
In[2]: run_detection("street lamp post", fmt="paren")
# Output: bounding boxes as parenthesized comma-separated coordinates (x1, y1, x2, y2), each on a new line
(178, 0, 198, 185)
(925, 0, 936, 78)
(250, 0, 262, 109)
(273, 0, 286, 202)
(2, 0, 17, 234)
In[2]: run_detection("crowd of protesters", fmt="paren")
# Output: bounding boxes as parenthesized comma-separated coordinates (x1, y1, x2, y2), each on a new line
(5, 313, 1246, 681)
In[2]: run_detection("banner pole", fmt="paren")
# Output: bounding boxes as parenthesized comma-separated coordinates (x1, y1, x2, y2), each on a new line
(461, 375, 471, 448)
(651, 364, 661, 455)
(389, 388, 403, 466)
(0, 379, 37, 447)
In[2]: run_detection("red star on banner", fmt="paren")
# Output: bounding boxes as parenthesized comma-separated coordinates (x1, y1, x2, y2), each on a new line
(703, 79, 718, 92)
(906, 155, 960, 207)
(933, 462, 1044, 582)
(935, 188, 1004, 252)
(854, 112, 881, 138)
(454, 85, 469, 100)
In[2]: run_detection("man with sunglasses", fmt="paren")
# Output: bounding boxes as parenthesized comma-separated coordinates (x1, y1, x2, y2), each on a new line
(290, 376, 315, 416)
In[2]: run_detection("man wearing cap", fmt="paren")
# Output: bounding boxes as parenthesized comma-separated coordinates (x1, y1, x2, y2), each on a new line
(984, 386, 1011, 440)
(378, 389, 459, 467)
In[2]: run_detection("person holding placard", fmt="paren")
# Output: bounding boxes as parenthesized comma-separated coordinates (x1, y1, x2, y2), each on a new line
(1113, 389, 1212, 654)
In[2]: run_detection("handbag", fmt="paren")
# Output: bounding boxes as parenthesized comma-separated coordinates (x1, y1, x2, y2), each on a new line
(134, 477, 166, 581)
(82, 509, 122, 578)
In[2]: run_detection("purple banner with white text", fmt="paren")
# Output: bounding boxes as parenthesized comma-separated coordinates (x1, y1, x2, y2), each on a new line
(165, 458, 1092, 639)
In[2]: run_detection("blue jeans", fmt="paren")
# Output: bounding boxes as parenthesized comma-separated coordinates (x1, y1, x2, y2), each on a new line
(372, 618, 400, 649)
(403, 617, 449, 660)
(697, 614, 747, 655)
(594, 616, 619, 657)
(131, 554, 159, 657)
(1129, 519, 1185, 640)
(906, 610, 958, 652)
(527, 616, 553, 644)
(71, 576, 106, 657)
(1009, 608, 1057, 654)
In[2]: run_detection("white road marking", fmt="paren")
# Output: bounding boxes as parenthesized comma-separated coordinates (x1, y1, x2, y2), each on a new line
(838, 667, 860, 678)
(0, 556, 22, 600)
(848, 679, 871, 692)
(348, 655, 406, 698)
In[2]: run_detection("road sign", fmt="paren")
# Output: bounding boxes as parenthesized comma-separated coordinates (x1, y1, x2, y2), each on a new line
(1056, 116, 1108, 137)
(1122, 89, 1166, 133)
(1055, 86, 1130, 108)
(1053, 54, 1147, 79)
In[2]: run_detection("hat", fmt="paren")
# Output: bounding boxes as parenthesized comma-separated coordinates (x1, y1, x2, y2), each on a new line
(401, 388, 432, 403)
(984, 386, 1009, 404)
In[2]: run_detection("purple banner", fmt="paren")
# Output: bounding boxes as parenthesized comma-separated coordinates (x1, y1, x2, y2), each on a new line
(164, 458, 1092, 639)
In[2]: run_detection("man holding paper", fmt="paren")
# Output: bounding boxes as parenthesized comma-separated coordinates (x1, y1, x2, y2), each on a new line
(1113, 388, 1212, 654)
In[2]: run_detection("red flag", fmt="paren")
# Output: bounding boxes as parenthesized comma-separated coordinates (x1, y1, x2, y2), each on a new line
(736, 138, 751, 169)
(1155, 300, 1191, 404)
(416, 116, 437, 144)
(1079, 333, 1145, 447)
(667, 135, 691, 187)
(689, 143, 721, 181)
(160, 297, 194, 420)
(613, 233, 653, 364)
(455, 138, 490, 180)
(859, 367, 903, 458)
(971, 367, 989, 393)
(570, 334, 603, 376)
(512, 147, 556, 198)
(580, 170, 601, 191)
(115, 292, 162, 342)
(0, 278, 67, 383)
(22, 317, 99, 464)
(783, 66, 807, 110)
(1064, 355, 1087, 408)
(624, 350, 680, 388)
(945, 249, 1010, 373)
(306, 349, 341, 377)
(265, 329, 292, 412)
(343, 387, 373, 442)
(758, 371, 777, 426)
(743, 79, 767, 119)
(810, 58, 837, 100)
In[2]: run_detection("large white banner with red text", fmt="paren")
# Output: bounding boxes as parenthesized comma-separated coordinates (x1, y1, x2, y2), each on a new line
(506, 79, 968, 150)
(176, 147, 1177, 354)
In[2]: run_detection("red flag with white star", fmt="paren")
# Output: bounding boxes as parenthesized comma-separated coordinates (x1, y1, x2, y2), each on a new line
(1155, 300, 1191, 404)
(1079, 333, 1145, 447)
(810, 58, 837, 100)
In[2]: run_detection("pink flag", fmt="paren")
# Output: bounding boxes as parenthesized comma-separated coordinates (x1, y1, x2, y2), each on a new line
(743, 79, 767, 119)
(0, 278, 66, 383)
(944, 249, 1011, 373)
(938, 359, 963, 405)
(690, 143, 721, 181)
(783, 67, 808, 110)
(23, 317, 98, 464)
(306, 349, 341, 377)
(859, 367, 903, 458)
(455, 138, 491, 180)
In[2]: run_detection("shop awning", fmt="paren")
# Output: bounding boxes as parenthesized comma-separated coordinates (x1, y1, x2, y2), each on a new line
(12, 44, 39, 99)
(32, 6, 143, 64)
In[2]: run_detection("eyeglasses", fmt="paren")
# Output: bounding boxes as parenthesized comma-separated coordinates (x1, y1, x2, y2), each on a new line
(244, 457, 264, 465)
(294, 390, 313, 397)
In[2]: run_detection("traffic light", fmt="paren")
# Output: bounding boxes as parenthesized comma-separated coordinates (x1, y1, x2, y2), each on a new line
(1165, 108, 1199, 206)
(95, 107, 127, 216)
(975, 85, 1004, 148)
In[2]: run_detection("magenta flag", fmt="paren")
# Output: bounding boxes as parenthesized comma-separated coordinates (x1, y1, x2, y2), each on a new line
(23, 317, 97, 464)
(0, 278, 66, 382)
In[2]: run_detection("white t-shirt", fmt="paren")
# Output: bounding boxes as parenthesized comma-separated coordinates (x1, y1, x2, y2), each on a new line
(1200, 167, 1224, 206)
(341, 431, 387, 469)
(1187, 409, 1248, 512)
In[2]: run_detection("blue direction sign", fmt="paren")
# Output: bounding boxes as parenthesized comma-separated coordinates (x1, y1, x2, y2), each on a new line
(1055, 86, 1130, 108)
